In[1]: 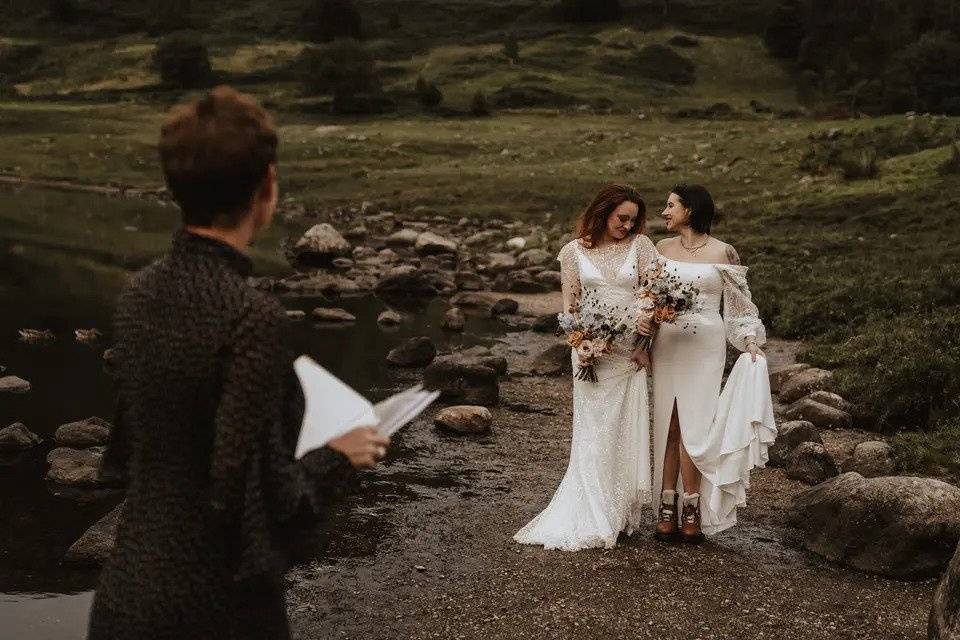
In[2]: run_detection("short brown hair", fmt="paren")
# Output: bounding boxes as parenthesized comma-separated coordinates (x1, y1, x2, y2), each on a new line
(159, 85, 278, 227)
(573, 183, 646, 247)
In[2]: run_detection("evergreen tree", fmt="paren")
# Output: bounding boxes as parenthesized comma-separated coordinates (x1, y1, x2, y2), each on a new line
(764, 1, 804, 59)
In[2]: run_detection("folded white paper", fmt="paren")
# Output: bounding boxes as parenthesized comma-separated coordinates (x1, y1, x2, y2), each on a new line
(293, 355, 440, 459)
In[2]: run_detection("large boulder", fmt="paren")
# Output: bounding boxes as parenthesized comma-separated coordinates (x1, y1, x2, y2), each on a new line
(779, 367, 833, 403)
(930, 542, 960, 639)
(789, 473, 960, 578)
(785, 441, 838, 485)
(291, 224, 351, 266)
(374, 271, 438, 298)
(805, 390, 855, 415)
(46, 447, 104, 486)
(843, 441, 896, 478)
(415, 232, 458, 255)
(423, 356, 500, 406)
(516, 248, 554, 268)
(0, 375, 31, 394)
(0, 422, 42, 450)
(782, 397, 852, 429)
(769, 363, 811, 395)
(434, 406, 492, 435)
(64, 503, 122, 565)
(767, 420, 821, 467)
(386, 337, 437, 367)
(55, 417, 112, 448)
(531, 343, 572, 376)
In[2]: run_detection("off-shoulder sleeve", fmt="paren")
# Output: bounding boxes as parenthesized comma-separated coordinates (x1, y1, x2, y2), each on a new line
(716, 264, 767, 351)
(557, 240, 581, 314)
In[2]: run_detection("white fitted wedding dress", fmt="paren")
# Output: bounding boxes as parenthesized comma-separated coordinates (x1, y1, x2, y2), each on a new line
(651, 258, 774, 534)
(514, 233, 657, 550)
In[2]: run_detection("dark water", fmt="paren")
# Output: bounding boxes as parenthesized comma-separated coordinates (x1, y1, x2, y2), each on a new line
(0, 186, 503, 639)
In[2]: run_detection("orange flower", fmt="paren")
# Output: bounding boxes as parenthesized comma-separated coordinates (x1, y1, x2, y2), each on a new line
(654, 306, 677, 324)
(567, 330, 585, 347)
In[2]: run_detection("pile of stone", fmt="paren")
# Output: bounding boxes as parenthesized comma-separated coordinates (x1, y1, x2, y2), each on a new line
(45, 416, 113, 487)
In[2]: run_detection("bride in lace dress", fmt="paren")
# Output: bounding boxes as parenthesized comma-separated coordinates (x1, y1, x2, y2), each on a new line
(514, 184, 658, 551)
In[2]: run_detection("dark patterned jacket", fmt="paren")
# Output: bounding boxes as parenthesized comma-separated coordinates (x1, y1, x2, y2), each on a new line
(88, 230, 354, 640)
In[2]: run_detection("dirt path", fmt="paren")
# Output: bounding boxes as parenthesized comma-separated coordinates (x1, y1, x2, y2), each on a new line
(286, 330, 935, 640)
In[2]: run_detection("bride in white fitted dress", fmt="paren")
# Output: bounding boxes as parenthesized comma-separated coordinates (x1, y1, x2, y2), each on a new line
(649, 184, 775, 543)
(514, 184, 657, 551)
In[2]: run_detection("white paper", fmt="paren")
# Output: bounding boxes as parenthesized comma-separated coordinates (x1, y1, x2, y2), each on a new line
(293, 355, 440, 459)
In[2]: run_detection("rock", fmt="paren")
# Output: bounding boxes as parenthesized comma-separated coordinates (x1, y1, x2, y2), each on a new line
(0, 375, 31, 394)
(377, 310, 405, 326)
(779, 367, 833, 403)
(291, 224, 351, 266)
(442, 307, 465, 332)
(353, 245, 378, 260)
(312, 307, 357, 323)
(498, 272, 550, 294)
(485, 253, 517, 273)
(0, 422, 42, 450)
(434, 406, 492, 435)
(450, 292, 493, 312)
(491, 298, 519, 316)
(55, 417, 112, 447)
(386, 337, 437, 367)
(74, 328, 102, 344)
(930, 541, 960, 638)
(378, 248, 399, 262)
(805, 390, 855, 415)
(454, 271, 486, 291)
(374, 272, 438, 298)
(506, 237, 526, 251)
(360, 200, 380, 215)
(844, 441, 896, 478)
(535, 270, 562, 289)
(285, 310, 306, 321)
(516, 248, 553, 268)
(789, 473, 960, 578)
(423, 356, 500, 405)
(415, 232, 458, 255)
(463, 230, 500, 247)
(331, 257, 354, 270)
(64, 503, 122, 565)
(531, 314, 559, 333)
(18, 329, 55, 343)
(531, 343, 572, 376)
(782, 397, 852, 429)
(386, 229, 420, 247)
(343, 224, 368, 240)
(785, 442, 839, 485)
(768, 420, 821, 467)
(424, 273, 457, 296)
(769, 363, 811, 394)
(46, 447, 104, 486)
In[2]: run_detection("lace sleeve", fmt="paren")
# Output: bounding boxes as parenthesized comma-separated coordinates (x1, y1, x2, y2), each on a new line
(716, 263, 767, 351)
(558, 240, 581, 313)
(634, 234, 659, 277)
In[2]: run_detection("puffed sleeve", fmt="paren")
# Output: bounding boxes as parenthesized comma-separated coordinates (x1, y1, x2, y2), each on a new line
(716, 264, 767, 351)
(209, 299, 354, 581)
(634, 234, 659, 276)
(557, 240, 581, 314)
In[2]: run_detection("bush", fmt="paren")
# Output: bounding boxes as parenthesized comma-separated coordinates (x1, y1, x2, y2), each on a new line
(48, 0, 79, 24)
(415, 76, 443, 109)
(0, 43, 44, 83)
(303, 0, 362, 43)
(764, 0, 804, 59)
(557, 0, 621, 23)
(884, 32, 960, 115)
(939, 142, 960, 175)
(148, 0, 192, 35)
(301, 39, 382, 113)
(632, 44, 695, 85)
(490, 84, 576, 108)
(154, 31, 211, 89)
(470, 90, 490, 117)
(836, 148, 879, 180)
(893, 418, 960, 482)
(503, 33, 520, 62)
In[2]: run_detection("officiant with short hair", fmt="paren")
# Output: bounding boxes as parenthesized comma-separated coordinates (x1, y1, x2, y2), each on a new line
(87, 85, 390, 640)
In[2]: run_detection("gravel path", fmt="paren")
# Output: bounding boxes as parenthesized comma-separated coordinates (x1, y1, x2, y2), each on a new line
(287, 332, 935, 640)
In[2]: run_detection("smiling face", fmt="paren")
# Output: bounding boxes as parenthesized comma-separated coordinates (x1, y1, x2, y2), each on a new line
(661, 192, 690, 232)
(605, 200, 640, 241)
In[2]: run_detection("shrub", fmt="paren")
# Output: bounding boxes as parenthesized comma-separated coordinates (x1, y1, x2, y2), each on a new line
(939, 142, 960, 175)
(884, 32, 960, 115)
(148, 0, 192, 35)
(0, 43, 44, 83)
(503, 33, 520, 62)
(633, 44, 695, 85)
(557, 0, 621, 23)
(893, 418, 960, 481)
(836, 148, 879, 180)
(48, 0, 79, 24)
(154, 31, 211, 89)
(415, 76, 443, 109)
(490, 84, 576, 108)
(470, 90, 490, 117)
(301, 39, 382, 113)
(303, 0, 362, 43)
(764, 0, 804, 59)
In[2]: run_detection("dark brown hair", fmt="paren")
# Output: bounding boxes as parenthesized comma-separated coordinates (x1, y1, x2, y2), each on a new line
(671, 183, 715, 234)
(573, 183, 646, 247)
(159, 85, 278, 228)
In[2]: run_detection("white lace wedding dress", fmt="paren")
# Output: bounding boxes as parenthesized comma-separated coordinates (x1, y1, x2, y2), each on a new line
(514, 234, 657, 551)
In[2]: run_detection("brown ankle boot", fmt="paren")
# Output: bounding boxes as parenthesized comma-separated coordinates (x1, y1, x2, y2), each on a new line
(680, 493, 704, 544)
(654, 490, 679, 541)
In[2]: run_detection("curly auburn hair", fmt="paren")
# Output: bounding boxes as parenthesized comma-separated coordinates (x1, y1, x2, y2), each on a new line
(573, 183, 646, 247)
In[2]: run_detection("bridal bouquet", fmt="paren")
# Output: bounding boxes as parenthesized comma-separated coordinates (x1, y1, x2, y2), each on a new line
(557, 290, 634, 383)
(634, 257, 703, 350)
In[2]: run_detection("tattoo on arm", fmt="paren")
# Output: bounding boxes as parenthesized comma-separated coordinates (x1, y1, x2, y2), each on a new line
(725, 244, 741, 265)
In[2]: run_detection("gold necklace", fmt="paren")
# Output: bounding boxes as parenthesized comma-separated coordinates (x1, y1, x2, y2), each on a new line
(680, 235, 710, 255)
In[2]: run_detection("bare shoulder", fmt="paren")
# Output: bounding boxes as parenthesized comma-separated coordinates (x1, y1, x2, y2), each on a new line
(655, 236, 675, 251)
